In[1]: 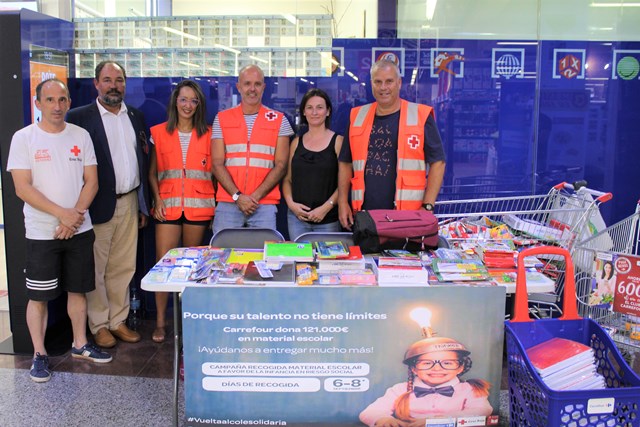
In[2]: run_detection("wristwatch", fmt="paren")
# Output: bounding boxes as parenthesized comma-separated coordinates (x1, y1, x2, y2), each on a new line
(232, 191, 242, 202)
(422, 202, 434, 211)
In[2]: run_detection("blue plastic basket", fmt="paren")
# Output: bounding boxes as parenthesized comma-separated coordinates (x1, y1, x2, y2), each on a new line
(505, 246, 640, 427)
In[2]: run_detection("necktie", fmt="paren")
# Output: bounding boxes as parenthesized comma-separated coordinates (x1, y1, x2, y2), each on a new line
(413, 385, 455, 398)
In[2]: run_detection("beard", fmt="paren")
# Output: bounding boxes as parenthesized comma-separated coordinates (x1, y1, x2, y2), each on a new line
(101, 90, 123, 107)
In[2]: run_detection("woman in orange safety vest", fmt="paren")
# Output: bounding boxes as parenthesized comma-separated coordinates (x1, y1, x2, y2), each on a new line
(149, 80, 215, 343)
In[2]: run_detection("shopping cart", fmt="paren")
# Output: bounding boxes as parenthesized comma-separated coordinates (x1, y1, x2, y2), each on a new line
(506, 246, 640, 427)
(435, 182, 612, 318)
(574, 201, 640, 361)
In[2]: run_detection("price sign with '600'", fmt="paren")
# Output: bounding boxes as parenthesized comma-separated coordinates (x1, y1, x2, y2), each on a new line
(613, 255, 640, 316)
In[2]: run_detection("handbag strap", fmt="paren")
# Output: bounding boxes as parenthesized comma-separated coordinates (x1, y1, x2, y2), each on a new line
(510, 246, 581, 323)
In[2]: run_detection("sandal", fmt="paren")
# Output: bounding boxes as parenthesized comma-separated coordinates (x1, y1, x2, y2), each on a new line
(152, 326, 166, 343)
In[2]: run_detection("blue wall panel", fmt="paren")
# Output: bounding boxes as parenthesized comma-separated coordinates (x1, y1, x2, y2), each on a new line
(68, 38, 640, 226)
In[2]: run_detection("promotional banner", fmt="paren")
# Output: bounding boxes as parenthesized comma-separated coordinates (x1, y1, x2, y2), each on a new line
(29, 44, 69, 123)
(182, 286, 506, 426)
(613, 254, 640, 317)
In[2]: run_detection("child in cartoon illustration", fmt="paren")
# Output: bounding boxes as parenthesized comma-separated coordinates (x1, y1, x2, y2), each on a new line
(589, 260, 616, 307)
(359, 337, 492, 427)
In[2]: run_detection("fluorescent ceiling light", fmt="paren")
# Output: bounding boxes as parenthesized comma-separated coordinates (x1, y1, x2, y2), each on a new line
(496, 41, 538, 45)
(320, 52, 340, 66)
(208, 67, 230, 74)
(249, 55, 269, 64)
(410, 68, 418, 86)
(282, 14, 297, 25)
(591, 2, 640, 6)
(300, 78, 308, 82)
(163, 27, 201, 41)
(426, 0, 437, 20)
(75, 0, 105, 17)
(215, 44, 241, 55)
(179, 61, 200, 67)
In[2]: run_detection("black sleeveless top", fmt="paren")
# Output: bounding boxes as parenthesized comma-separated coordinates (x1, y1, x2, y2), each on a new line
(291, 133, 339, 224)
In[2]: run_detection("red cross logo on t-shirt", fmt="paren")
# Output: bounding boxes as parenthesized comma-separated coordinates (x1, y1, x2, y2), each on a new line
(265, 111, 278, 121)
(407, 135, 421, 149)
(70, 145, 81, 156)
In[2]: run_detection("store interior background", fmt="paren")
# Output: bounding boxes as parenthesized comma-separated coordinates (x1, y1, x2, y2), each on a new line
(0, 0, 639, 353)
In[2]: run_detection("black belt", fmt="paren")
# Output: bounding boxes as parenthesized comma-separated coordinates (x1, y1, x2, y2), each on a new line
(116, 189, 136, 199)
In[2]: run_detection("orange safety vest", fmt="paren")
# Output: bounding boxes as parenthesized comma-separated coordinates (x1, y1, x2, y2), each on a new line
(151, 124, 215, 221)
(216, 105, 283, 204)
(349, 99, 433, 211)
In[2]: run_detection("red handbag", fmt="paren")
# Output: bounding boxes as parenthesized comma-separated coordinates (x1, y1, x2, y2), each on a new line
(352, 209, 439, 253)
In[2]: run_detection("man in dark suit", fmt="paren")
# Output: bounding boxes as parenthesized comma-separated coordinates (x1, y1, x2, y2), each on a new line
(67, 61, 149, 348)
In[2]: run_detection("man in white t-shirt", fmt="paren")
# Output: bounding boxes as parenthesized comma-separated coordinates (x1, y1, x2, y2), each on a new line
(7, 79, 112, 383)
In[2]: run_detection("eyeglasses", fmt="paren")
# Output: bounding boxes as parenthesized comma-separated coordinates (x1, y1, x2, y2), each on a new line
(177, 97, 199, 107)
(414, 359, 462, 370)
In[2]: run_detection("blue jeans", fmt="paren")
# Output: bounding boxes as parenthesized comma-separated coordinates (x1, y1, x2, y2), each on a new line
(287, 209, 341, 242)
(212, 202, 278, 235)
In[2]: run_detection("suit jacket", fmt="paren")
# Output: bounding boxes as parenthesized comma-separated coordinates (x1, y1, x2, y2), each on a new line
(66, 101, 150, 224)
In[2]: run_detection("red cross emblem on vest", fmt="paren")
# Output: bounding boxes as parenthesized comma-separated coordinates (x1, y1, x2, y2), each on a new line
(265, 111, 278, 121)
(558, 54, 581, 79)
(70, 145, 81, 156)
(407, 135, 421, 150)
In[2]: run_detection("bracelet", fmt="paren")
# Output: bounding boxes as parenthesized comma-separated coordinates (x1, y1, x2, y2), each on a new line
(328, 200, 334, 206)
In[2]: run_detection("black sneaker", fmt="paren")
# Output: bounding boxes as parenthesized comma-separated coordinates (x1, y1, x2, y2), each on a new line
(71, 343, 113, 363)
(30, 353, 51, 383)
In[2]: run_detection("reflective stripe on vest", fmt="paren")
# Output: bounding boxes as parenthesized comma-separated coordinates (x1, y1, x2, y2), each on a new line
(226, 158, 246, 167)
(185, 170, 213, 181)
(249, 158, 275, 168)
(226, 144, 247, 153)
(406, 102, 419, 126)
(351, 189, 364, 205)
(163, 197, 181, 208)
(353, 159, 365, 173)
(158, 169, 182, 181)
(184, 197, 216, 209)
(398, 158, 426, 172)
(250, 144, 276, 156)
(353, 104, 372, 127)
(396, 189, 424, 202)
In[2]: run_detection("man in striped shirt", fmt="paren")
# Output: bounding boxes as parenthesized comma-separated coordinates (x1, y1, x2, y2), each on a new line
(211, 64, 294, 234)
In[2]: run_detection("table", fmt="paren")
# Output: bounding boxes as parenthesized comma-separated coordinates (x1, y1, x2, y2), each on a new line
(140, 247, 551, 426)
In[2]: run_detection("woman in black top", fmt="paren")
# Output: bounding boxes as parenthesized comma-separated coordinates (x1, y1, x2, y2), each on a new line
(283, 89, 343, 241)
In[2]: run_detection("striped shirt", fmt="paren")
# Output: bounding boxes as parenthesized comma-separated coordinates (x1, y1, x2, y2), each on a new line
(212, 112, 293, 140)
(150, 131, 192, 166)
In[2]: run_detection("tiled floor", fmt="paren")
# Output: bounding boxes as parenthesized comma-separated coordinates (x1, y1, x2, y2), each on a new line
(0, 319, 183, 426)
(0, 314, 639, 426)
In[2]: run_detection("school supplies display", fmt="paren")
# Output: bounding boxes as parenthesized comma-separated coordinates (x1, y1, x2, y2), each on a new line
(263, 242, 314, 262)
(352, 209, 439, 254)
(431, 258, 490, 282)
(506, 246, 640, 427)
(436, 182, 612, 319)
(315, 246, 365, 271)
(314, 241, 350, 259)
(375, 257, 428, 285)
(526, 337, 594, 377)
(188, 248, 231, 282)
(226, 248, 264, 265)
(242, 261, 296, 286)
